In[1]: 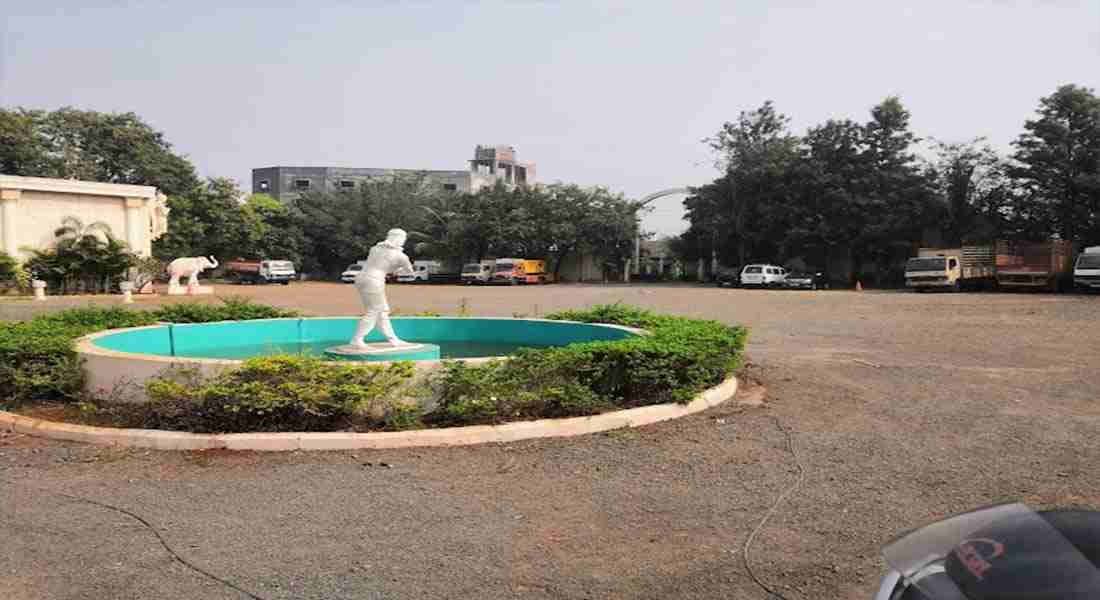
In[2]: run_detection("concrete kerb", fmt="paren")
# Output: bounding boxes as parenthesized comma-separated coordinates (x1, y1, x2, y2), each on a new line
(0, 376, 738, 451)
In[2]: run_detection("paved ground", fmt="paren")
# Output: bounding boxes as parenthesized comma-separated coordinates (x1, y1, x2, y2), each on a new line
(2, 283, 1099, 599)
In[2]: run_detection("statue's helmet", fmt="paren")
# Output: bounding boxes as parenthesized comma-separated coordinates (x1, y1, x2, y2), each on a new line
(386, 228, 407, 247)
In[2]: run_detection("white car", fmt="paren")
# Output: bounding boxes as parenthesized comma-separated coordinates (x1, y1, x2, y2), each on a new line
(740, 264, 787, 288)
(340, 263, 364, 283)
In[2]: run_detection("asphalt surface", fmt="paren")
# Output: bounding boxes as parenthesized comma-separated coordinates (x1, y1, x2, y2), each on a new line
(2, 283, 1099, 599)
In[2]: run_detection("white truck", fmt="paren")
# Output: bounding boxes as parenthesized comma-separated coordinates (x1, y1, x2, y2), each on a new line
(1074, 246, 1100, 292)
(461, 260, 494, 285)
(224, 259, 297, 285)
(904, 246, 995, 292)
(398, 260, 441, 283)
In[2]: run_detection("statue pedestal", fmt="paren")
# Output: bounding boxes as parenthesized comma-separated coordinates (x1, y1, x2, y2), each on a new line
(167, 285, 215, 296)
(324, 343, 440, 362)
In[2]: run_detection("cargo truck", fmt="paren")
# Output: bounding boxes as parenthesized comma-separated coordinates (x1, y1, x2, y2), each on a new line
(461, 260, 494, 285)
(490, 258, 551, 285)
(904, 246, 995, 292)
(224, 259, 296, 285)
(995, 240, 1075, 292)
(398, 260, 461, 284)
(1074, 246, 1100, 292)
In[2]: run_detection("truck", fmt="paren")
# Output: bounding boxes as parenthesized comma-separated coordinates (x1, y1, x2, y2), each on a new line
(995, 240, 1075, 292)
(224, 259, 296, 285)
(490, 258, 551, 285)
(461, 260, 494, 285)
(904, 246, 995, 292)
(397, 260, 461, 284)
(1074, 246, 1100, 292)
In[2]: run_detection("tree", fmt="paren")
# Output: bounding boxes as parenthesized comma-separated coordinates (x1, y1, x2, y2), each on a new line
(154, 178, 260, 261)
(291, 172, 442, 275)
(1011, 84, 1100, 244)
(23, 217, 134, 294)
(926, 139, 1015, 244)
(242, 193, 305, 264)
(0, 107, 201, 196)
(702, 101, 801, 267)
(0, 109, 52, 175)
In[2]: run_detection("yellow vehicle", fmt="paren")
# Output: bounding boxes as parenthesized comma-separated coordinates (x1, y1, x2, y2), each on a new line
(491, 258, 552, 284)
(904, 246, 995, 292)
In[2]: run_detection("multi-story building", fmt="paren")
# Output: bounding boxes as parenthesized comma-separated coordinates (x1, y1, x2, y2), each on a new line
(252, 145, 535, 200)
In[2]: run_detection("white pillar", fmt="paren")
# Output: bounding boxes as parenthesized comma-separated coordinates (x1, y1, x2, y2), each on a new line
(634, 234, 640, 275)
(123, 197, 144, 255)
(658, 256, 664, 276)
(624, 259, 631, 283)
(697, 258, 705, 282)
(0, 189, 20, 258)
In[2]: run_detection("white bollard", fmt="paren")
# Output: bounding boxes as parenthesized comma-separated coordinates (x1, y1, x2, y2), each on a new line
(32, 279, 47, 301)
(120, 281, 134, 304)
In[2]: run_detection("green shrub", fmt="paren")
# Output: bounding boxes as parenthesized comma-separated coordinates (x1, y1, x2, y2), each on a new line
(0, 298, 300, 409)
(0, 251, 18, 284)
(429, 304, 747, 427)
(149, 295, 298, 323)
(127, 356, 416, 433)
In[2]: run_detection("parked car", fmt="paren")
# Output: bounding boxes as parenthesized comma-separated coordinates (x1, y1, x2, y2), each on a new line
(340, 263, 364, 283)
(740, 264, 787, 288)
(783, 271, 829, 290)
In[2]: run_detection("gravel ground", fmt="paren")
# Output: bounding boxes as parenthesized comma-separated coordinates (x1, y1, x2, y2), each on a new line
(2, 283, 1099, 599)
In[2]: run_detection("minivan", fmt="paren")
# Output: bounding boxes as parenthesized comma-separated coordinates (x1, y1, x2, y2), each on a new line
(740, 264, 787, 288)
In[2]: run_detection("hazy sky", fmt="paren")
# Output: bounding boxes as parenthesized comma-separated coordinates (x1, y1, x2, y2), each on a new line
(3, 1, 1099, 236)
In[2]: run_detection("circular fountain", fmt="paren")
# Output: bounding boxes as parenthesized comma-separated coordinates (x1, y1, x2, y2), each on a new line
(76, 317, 641, 401)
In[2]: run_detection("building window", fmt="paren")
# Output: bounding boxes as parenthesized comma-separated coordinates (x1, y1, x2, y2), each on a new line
(339, 180, 356, 189)
(258, 179, 270, 191)
(442, 183, 457, 191)
(294, 179, 311, 190)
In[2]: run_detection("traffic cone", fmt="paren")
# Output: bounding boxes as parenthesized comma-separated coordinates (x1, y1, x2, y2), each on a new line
(855, 280, 863, 292)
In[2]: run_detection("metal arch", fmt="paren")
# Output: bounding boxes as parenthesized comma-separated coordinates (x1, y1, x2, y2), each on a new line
(637, 187, 692, 208)
(633, 187, 692, 276)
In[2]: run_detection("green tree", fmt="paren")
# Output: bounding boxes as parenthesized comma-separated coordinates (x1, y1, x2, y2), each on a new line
(154, 178, 259, 261)
(0, 107, 201, 196)
(1011, 84, 1100, 244)
(700, 100, 801, 266)
(927, 139, 1016, 244)
(242, 193, 305, 264)
(23, 217, 134, 293)
(0, 109, 52, 175)
(291, 172, 441, 275)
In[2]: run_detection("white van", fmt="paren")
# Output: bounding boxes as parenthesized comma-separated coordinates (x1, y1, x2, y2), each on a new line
(398, 260, 442, 283)
(1074, 246, 1100, 291)
(740, 264, 787, 288)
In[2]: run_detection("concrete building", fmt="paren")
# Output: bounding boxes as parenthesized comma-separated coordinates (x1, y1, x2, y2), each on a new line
(252, 145, 536, 200)
(0, 175, 168, 259)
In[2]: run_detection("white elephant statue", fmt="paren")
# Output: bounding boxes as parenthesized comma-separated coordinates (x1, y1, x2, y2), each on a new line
(167, 256, 219, 289)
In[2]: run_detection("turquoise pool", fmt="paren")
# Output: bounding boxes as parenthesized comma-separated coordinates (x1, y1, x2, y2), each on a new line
(90, 318, 639, 362)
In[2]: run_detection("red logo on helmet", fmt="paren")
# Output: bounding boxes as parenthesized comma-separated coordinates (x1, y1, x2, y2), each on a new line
(954, 538, 1006, 581)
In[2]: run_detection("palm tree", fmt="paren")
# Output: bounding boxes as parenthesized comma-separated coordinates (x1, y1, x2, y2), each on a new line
(24, 216, 135, 294)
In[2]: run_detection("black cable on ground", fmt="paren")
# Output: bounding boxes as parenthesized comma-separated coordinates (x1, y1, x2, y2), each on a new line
(2, 478, 271, 600)
(742, 415, 807, 600)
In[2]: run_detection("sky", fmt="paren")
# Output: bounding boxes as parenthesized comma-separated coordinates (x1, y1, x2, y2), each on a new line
(2, 1, 1099, 237)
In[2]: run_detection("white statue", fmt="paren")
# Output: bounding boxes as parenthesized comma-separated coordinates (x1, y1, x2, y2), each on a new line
(350, 229, 415, 348)
(167, 256, 219, 293)
(150, 192, 170, 240)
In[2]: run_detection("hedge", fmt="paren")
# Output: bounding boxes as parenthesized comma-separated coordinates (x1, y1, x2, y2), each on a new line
(0, 297, 298, 408)
(427, 304, 748, 427)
